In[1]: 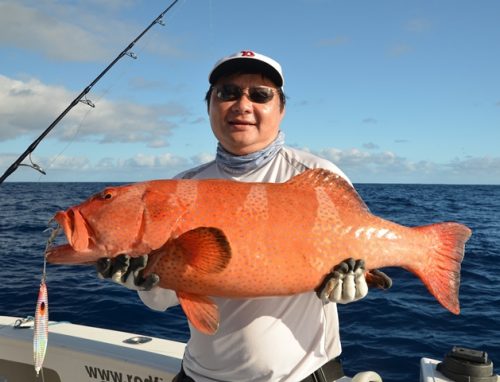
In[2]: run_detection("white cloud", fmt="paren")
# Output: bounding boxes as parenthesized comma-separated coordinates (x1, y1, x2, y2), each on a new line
(0, 151, 197, 181)
(0, 75, 71, 139)
(0, 74, 187, 145)
(121, 153, 187, 169)
(191, 152, 215, 164)
(318, 147, 371, 166)
(0, 2, 109, 61)
(448, 156, 500, 174)
(0, 1, 180, 62)
(45, 155, 91, 170)
(83, 0, 137, 10)
(2, 148, 500, 184)
(315, 147, 500, 184)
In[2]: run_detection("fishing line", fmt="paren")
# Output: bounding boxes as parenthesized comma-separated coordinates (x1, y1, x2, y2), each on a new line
(0, 0, 181, 185)
(37, 73, 126, 182)
(42, 226, 61, 282)
(33, 103, 94, 182)
(41, 40, 154, 181)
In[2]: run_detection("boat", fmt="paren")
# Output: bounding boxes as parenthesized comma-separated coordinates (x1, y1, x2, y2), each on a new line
(1, 315, 498, 382)
(0, 315, 183, 382)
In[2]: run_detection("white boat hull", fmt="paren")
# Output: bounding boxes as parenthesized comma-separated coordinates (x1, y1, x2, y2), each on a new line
(0, 315, 363, 381)
(0, 315, 184, 382)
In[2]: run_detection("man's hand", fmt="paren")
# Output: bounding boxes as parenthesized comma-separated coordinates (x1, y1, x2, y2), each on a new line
(96, 254, 160, 291)
(315, 258, 392, 304)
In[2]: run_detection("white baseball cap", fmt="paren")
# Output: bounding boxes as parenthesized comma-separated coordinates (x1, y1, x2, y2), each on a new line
(209, 50, 284, 87)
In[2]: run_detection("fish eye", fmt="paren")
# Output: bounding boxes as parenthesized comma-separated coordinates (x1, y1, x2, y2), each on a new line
(98, 189, 114, 200)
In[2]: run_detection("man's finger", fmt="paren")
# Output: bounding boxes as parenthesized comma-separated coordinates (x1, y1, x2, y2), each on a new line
(316, 273, 336, 302)
(96, 258, 112, 279)
(129, 256, 148, 272)
(137, 273, 160, 291)
(353, 259, 365, 272)
(334, 259, 351, 274)
(366, 269, 393, 289)
(110, 254, 130, 283)
(354, 270, 368, 300)
(331, 277, 343, 302)
(340, 271, 356, 302)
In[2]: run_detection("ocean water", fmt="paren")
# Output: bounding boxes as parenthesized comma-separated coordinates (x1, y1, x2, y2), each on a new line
(0, 181, 499, 381)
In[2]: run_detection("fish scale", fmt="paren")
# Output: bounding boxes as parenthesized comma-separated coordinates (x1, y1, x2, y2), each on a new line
(47, 169, 472, 335)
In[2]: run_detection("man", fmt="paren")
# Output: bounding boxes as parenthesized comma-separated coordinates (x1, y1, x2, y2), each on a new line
(98, 50, 390, 382)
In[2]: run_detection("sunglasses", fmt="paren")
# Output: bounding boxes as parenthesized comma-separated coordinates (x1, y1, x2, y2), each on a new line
(213, 84, 278, 104)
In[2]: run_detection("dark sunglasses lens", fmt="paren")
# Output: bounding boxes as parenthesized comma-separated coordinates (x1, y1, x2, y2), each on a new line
(216, 85, 241, 101)
(249, 87, 274, 103)
(215, 85, 275, 103)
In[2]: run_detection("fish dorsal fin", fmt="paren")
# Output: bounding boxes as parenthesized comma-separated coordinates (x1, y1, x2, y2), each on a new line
(286, 168, 370, 212)
(176, 227, 231, 273)
(177, 292, 219, 335)
(286, 168, 343, 187)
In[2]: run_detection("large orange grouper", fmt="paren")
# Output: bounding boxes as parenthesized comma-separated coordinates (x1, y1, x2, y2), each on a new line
(46, 169, 472, 334)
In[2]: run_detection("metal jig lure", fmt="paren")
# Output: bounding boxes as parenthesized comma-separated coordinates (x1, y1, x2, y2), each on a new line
(33, 226, 61, 377)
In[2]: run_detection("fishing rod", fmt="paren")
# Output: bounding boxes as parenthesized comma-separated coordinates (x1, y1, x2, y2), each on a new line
(0, 0, 180, 185)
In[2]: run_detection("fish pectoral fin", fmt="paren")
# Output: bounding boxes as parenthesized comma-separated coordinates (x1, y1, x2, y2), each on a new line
(176, 227, 231, 274)
(177, 292, 219, 335)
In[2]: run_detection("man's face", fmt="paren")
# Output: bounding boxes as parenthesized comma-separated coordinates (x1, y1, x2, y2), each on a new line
(209, 73, 285, 155)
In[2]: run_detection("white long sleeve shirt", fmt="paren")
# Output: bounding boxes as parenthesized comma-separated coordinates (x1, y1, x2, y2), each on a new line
(138, 146, 351, 382)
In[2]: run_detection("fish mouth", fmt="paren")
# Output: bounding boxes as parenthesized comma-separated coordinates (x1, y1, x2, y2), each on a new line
(53, 208, 94, 252)
(45, 209, 100, 264)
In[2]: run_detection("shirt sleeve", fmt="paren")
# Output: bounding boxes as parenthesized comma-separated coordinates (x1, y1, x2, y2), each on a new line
(137, 287, 179, 311)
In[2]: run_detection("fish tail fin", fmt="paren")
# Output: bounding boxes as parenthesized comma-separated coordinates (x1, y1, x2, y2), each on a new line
(412, 222, 472, 314)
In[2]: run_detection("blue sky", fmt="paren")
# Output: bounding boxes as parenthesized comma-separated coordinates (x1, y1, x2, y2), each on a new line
(1, 0, 499, 184)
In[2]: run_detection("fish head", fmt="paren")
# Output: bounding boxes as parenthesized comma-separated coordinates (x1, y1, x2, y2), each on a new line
(47, 182, 164, 263)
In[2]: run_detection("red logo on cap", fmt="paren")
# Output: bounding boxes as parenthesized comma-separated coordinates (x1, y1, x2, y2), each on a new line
(240, 50, 255, 57)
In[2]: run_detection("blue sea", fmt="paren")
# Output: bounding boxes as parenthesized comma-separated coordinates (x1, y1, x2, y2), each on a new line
(1, 182, 499, 381)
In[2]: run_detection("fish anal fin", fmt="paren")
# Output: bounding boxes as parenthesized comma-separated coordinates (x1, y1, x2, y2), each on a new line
(176, 227, 231, 273)
(177, 292, 219, 335)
